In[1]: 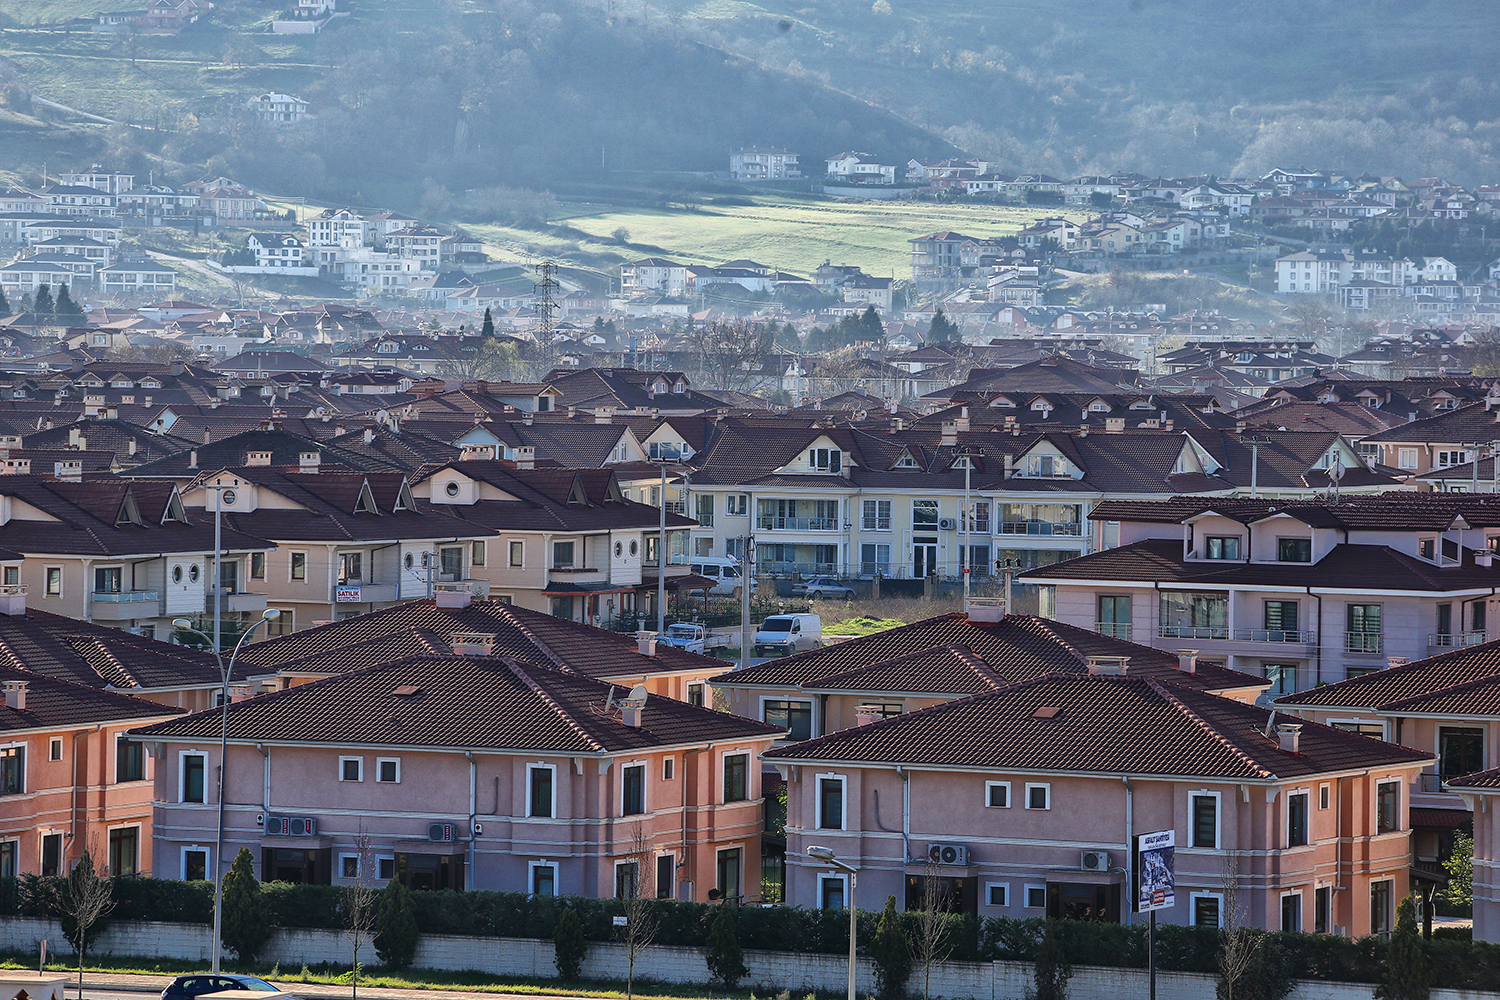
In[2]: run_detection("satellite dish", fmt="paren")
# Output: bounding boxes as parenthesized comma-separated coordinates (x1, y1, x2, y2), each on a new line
(1328, 456, 1345, 482)
(627, 683, 648, 704)
(377, 409, 390, 424)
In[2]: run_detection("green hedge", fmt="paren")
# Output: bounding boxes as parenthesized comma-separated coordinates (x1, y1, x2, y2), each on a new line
(7, 876, 1500, 989)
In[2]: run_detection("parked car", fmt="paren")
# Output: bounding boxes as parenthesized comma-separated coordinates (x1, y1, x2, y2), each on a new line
(688, 557, 757, 598)
(755, 613, 822, 656)
(792, 576, 856, 600)
(660, 622, 707, 653)
(163, 976, 285, 1000)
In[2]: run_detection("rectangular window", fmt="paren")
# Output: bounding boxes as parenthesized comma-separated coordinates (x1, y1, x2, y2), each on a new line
(1376, 781, 1399, 833)
(250, 552, 266, 579)
(1025, 885, 1047, 908)
(290, 552, 307, 580)
(509, 540, 524, 567)
(439, 546, 463, 579)
(553, 541, 575, 568)
(45, 566, 61, 596)
(1371, 880, 1393, 935)
(1205, 536, 1241, 560)
(1315, 885, 1331, 933)
(183, 848, 207, 882)
(49, 738, 62, 761)
(615, 861, 639, 899)
(717, 847, 742, 901)
(1193, 894, 1223, 928)
(818, 776, 845, 829)
(1347, 604, 1382, 653)
(1098, 595, 1131, 637)
(1320, 783, 1331, 809)
(1287, 791, 1309, 847)
(1277, 537, 1312, 562)
(820, 874, 848, 910)
(1160, 591, 1229, 639)
(723, 753, 748, 802)
(808, 448, 842, 473)
(862, 499, 892, 531)
(376, 757, 400, 783)
(860, 543, 892, 576)
(41, 833, 61, 877)
(529, 765, 554, 818)
(913, 499, 939, 527)
(107, 827, 138, 876)
(1281, 892, 1302, 932)
(378, 856, 396, 880)
(339, 757, 363, 782)
(94, 566, 122, 594)
(182, 753, 205, 802)
(1264, 600, 1300, 635)
(1191, 794, 1218, 849)
(340, 854, 361, 879)
(471, 541, 485, 567)
(0, 746, 22, 795)
(531, 862, 557, 897)
(662, 757, 675, 780)
(338, 552, 363, 583)
(1026, 783, 1051, 810)
(987, 884, 1009, 907)
(116, 739, 144, 782)
(764, 700, 813, 741)
(1439, 726, 1483, 779)
(657, 853, 675, 900)
(726, 494, 748, 516)
(622, 764, 645, 815)
(986, 782, 1011, 808)
(0, 842, 16, 879)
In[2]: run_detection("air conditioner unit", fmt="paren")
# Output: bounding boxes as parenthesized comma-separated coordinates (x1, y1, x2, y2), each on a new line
(938, 518, 958, 531)
(1080, 850, 1111, 872)
(265, 815, 317, 837)
(927, 842, 970, 866)
(428, 822, 459, 843)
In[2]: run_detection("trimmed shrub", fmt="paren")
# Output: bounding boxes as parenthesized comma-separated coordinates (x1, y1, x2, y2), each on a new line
(374, 879, 418, 969)
(221, 849, 272, 962)
(869, 895, 911, 999)
(553, 905, 587, 980)
(705, 904, 748, 989)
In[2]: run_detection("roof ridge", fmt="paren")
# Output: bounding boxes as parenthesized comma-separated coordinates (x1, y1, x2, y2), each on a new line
(495, 604, 570, 670)
(1379, 668, 1500, 711)
(1144, 677, 1275, 780)
(497, 656, 607, 753)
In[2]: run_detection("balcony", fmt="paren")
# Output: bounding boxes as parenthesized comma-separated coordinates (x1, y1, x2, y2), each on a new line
(1159, 624, 1229, 640)
(1417, 772, 1474, 794)
(332, 581, 399, 604)
(1429, 631, 1488, 649)
(435, 578, 491, 598)
(1344, 632, 1383, 654)
(1232, 628, 1319, 645)
(998, 520, 1083, 537)
(548, 566, 608, 585)
(756, 516, 840, 532)
(91, 590, 160, 620)
(1094, 622, 1133, 640)
(207, 589, 268, 614)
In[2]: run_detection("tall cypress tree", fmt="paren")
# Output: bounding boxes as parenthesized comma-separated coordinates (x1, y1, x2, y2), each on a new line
(481, 307, 495, 337)
(33, 284, 53, 315)
(1376, 895, 1429, 1000)
(54, 284, 83, 322)
(0, 286, 9, 315)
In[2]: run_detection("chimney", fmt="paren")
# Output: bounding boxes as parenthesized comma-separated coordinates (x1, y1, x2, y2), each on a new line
(449, 631, 496, 655)
(53, 460, 82, 482)
(246, 450, 272, 467)
(955, 406, 971, 432)
(434, 585, 472, 610)
(1086, 655, 1130, 675)
(622, 703, 644, 728)
(188, 449, 198, 469)
(106, 406, 118, 421)
(203, 426, 212, 445)
(128, 437, 137, 456)
(1276, 723, 1302, 754)
(965, 596, 1006, 624)
(1478, 550, 1493, 568)
(363, 425, 376, 445)
(68, 425, 83, 448)
(1235, 420, 1247, 433)
(855, 704, 882, 726)
(515, 446, 535, 471)
(594, 406, 615, 424)
(299, 450, 320, 473)
(1176, 649, 1199, 674)
(940, 420, 958, 447)
(522, 412, 534, 425)
(1079, 425, 1089, 438)
(636, 630, 659, 657)
(1, 679, 27, 711)
(170, 358, 186, 376)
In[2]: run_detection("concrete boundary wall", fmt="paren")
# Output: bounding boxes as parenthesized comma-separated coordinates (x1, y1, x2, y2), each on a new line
(0, 915, 1487, 1000)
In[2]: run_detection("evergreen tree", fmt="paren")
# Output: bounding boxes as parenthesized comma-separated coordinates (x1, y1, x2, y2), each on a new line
(553, 906, 587, 979)
(220, 847, 272, 962)
(926, 309, 961, 343)
(704, 903, 748, 989)
(856, 304, 886, 345)
(1376, 895, 1430, 1000)
(19, 292, 32, 313)
(1033, 918, 1073, 1000)
(869, 894, 911, 1000)
(373, 877, 419, 969)
(33, 284, 53, 315)
(480, 307, 495, 338)
(54, 284, 83, 323)
(0, 286, 9, 315)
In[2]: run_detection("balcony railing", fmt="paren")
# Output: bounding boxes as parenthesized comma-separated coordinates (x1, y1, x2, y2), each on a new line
(1345, 631, 1384, 654)
(756, 516, 840, 531)
(1418, 772, 1473, 793)
(93, 590, 159, 604)
(664, 501, 686, 516)
(1094, 621, 1133, 640)
(1159, 624, 1229, 640)
(998, 520, 1083, 537)
(860, 519, 892, 532)
(1232, 628, 1319, 644)
(1429, 631, 1488, 648)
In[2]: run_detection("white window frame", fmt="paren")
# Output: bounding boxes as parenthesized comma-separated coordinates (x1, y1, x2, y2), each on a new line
(527, 762, 557, 818)
(1398, 448, 1418, 470)
(662, 756, 675, 780)
(375, 757, 401, 784)
(818, 872, 850, 910)
(1024, 782, 1051, 810)
(377, 855, 396, 880)
(529, 859, 559, 897)
(289, 550, 307, 581)
(179, 844, 210, 881)
(985, 882, 1010, 907)
(179, 750, 207, 803)
(508, 540, 525, 567)
(816, 772, 847, 831)
(1024, 884, 1047, 908)
(1190, 891, 1224, 927)
(48, 738, 62, 761)
(614, 858, 642, 899)
(338, 853, 362, 880)
(1189, 790, 1221, 850)
(1375, 777, 1402, 833)
(1280, 888, 1303, 931)
(1286, 787, 1311, 846)
(338, 756, 363, 782)
(44, 565, 62, 597)
(1319, 782, 1331, 810)
(621, 759, 648, 816)
(720, 749, 752, 804)
(727, 494, 748, 516)
(984, 780, 1011, 809)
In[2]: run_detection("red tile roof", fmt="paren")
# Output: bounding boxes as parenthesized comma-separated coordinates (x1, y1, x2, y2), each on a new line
(1277, 637, 1500, 712)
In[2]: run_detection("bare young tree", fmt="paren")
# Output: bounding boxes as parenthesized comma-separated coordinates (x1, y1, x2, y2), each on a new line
(341, 833, 379, 1000)
(910, 863, 953, 1000)
(614, 827, 659, 1000)
(58, 847, 115, 1000)
(1218, 854, 1261, 1000)
(687, 319, 772, 393)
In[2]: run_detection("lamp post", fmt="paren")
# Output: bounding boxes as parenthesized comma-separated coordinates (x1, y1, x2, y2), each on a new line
(808, 846, 857, 1000)
(173, 607, 282, 973)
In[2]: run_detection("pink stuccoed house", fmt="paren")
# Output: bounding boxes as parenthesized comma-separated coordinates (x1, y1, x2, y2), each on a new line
(764, 670, 1431, 937)
(130, 653, 781, 901)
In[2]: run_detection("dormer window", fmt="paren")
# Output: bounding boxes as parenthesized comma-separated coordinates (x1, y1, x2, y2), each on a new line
(1205, 536, 1241, 560)
(1277, 537, 1312, 563)
(809, 448, 842, 473)
(1419, 538, 1436, 560)
(895, 455, 918, 469)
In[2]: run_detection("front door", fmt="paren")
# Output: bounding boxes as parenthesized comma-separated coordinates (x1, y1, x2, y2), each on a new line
(912, 536, 938, 578)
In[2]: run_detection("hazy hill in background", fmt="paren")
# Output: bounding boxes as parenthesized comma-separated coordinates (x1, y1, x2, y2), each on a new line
(2, 0, 1500, 210)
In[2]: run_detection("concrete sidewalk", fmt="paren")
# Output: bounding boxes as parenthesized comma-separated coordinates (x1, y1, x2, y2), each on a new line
(71, 972, 604, 1000)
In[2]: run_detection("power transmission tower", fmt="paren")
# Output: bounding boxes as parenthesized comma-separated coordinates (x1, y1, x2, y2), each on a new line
(533, 260, 559, 343)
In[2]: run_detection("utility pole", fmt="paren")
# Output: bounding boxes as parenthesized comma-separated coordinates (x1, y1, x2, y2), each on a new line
(533, 260, 559, 344)
(1241, 435, 1271, 498)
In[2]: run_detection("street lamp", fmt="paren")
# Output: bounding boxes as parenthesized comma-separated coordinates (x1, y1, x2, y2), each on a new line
(173, 607, 282, 973)
(808, 845, 857, 1000)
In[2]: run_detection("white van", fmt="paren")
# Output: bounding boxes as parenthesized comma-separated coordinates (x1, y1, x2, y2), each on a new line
(688, 557, 757, 598)
(755, 613, 822, 656)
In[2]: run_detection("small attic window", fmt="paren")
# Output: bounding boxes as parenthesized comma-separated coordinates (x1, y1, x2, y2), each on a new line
(895, 455, 918, 469)
(392, 685, 422, 697)
(1033, 706, 1061, 720)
